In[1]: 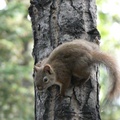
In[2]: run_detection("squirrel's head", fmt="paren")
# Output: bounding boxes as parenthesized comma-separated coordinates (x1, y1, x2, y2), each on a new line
(34, 64, 56, 92)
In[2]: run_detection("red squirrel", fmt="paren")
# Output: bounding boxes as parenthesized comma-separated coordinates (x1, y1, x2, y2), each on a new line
(34, 39, 120, 98)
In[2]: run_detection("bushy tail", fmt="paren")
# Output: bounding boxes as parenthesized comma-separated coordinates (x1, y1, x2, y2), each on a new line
(92, 51, 120, 99)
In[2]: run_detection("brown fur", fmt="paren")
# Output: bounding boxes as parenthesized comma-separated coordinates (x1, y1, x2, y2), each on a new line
(34, 39, 120, 98)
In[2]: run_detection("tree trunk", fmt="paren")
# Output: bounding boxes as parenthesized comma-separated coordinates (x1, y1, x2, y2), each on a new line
(29, 0, 101, 120)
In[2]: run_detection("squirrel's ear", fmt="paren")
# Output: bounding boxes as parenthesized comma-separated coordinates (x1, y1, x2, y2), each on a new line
(44, 64, 53, 74)
(34, 66, 40, 72)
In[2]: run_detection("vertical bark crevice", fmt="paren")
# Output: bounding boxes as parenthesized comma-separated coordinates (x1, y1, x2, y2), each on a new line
(49, 0, 61, 48)
(70, 0, 85, 31)
(43, 86, 58, 120)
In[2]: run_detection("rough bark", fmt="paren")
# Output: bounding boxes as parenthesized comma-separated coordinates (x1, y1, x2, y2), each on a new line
(29, 0, 101, 120)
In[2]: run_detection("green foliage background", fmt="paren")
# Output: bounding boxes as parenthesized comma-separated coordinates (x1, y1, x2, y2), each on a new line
(97, 0, 120, 120)
(0, 0, 120, 120)
(0, 0, 34, 120)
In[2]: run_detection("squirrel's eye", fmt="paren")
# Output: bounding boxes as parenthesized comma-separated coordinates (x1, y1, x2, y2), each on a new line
(43, 77, 49, 83)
